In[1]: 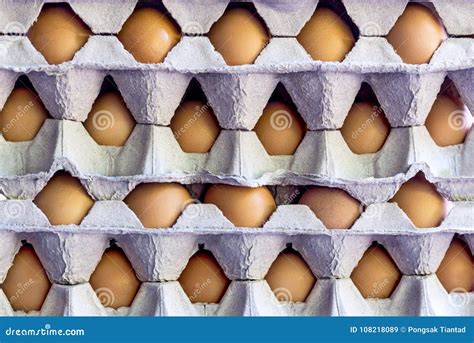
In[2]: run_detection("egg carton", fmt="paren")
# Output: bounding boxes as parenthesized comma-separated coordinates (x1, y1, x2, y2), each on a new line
(0, 275, 472, 316)
(0, 0, 471, 129)
(1, 118, 474, 186)
(0, 197, 473, 283)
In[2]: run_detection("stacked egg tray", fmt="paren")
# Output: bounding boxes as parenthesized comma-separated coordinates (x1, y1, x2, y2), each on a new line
(0, 0, 473, 316)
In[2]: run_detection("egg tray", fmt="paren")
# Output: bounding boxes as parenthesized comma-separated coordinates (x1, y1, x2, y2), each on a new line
(0, 38, 472, 131)
(0, 219, 472, 316)
(1, 119, 474, 189)
(0, 276, 472, 317)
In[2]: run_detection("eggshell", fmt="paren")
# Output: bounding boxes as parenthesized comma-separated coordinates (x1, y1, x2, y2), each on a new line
(0, 87, 49, 142)
(1, 245, 51, 312)
(253, 101, 307, 155)
(204, 185, 276, 227)
(178, 250, 230, 304)
(89, 247, 141, 309)
(298, 187, 360, 229)
(340, 102, 391, 154)
(170, 100, 220, 153)
(208, 8, 270, 66)
(425, 94, 472, 147)
(350, 244, 402, 299)
(265, 249, 316, 302)
(83, 92, 136, 146)
(33, 172, 94, 225)
(389, 174, 448, 228)
(118, 8, 181, 64)
(27, 4, 92, 64)
(297, 8, 355, 62)
(386, 4, 447, 64)
(436, 238, 473, 293)
(124, 183, 192, 228)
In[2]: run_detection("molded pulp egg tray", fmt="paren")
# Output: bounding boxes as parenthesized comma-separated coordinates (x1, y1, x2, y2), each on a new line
(0, 0, 472, 316)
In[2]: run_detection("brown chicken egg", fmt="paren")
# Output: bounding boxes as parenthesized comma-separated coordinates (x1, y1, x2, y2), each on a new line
(386, 3, 447, 64)
(89, 247, 141, 309)
(208, 8, 270, 66)
(204, 184, 276, 227)
(389, 174, 448, 228)
(0, 87, 49, 142)
(436, 238, 473, 293)
(83, 91, 136, 146)
(297, 8, 355, 62)
(27, 4, 91, 64)
(254, 102, 307, 155)
(340, 102, 391, 154)
(178, 250, 230, 303)
(299, 187, 360, 229)
(351, 244, 402, 299)
(425, 94, 472, 147)
(265, 249, 316, 302)
(34, 172, 94, 225)
(170, 100, 221, 153)
(124, 183, 192, 228)
(118, 8, 181, 64)
(1, 245, 51, 312)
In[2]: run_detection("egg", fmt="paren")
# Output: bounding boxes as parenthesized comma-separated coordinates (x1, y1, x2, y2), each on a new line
(253, 102, 307, 155)
(389, 174, 448, 228)
(436, 238, 473, 293)
(124, 183, 192, 228)
(425, 94, 472, 147)
(27, 4, 91, 64)
(386, 4, 447, 64)
(208, 8, 269, 66)
(0, 87, 49, 142)
(178, 250, 230, 303)
(340, 102, 391, 154)
(118, 8, 181, 64)
(89, 247, 141, 309)
(204, 184, 276, 227)
(351, 244, 402, 299)
(297, 8, 355, 62)
(170, 100, 220, 153)
(34, 172, 94, 225)
(1, 245, 51, 312)
(83, 92, 136, 146)
(299, 187, 360, 229)
(265, 249, 316, 302)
